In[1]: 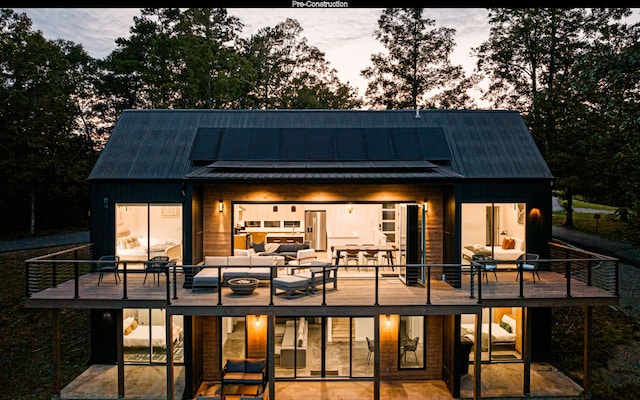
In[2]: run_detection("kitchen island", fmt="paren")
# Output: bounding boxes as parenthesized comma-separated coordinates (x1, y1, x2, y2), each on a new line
(265, 233, 305, 244)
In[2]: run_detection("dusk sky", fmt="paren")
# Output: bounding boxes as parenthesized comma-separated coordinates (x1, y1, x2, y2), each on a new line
(14, 8, 491, 103)
(12, 8, 640, 107)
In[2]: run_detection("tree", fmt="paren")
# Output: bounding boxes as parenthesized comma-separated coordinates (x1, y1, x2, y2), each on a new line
(361, 8, 477, 110)
(100, 8, 249, 113)
(242, 18, 361, 109)
(474, 8, 635, 228)
(0, 8, 97, 234)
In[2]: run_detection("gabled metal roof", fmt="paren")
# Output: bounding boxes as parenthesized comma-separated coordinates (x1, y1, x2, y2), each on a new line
(88, 109, 553, 182)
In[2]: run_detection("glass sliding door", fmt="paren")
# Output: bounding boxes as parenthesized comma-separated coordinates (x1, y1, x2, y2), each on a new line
(222, 317, 246, 365)
(123, 308, 184, 364)
(350, 317, 374, 377)
(461, 203, 526, 264)
(115, 203, 183, 265)
(399, 315, 425, 369)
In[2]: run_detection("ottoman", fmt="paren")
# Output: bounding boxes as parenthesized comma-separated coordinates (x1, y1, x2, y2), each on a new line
(273, 275, 310, 297)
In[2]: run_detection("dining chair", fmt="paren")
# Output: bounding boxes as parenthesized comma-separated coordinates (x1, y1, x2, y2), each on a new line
(345, 244, 360, 271)
(97, 255, 120, 286)
(361, 244, 378, 267)
(515, 253, 540, 283)
(143, 255, 170, 286)
(330, 245, 345, 265)
(366, 336, 374, 364)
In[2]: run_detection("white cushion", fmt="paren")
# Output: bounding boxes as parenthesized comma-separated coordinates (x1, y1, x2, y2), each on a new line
(204, 256, 228, 266)
(227, 256, 251, 266)
(514, 238, 524, 251)
(250, 256, 276, 266)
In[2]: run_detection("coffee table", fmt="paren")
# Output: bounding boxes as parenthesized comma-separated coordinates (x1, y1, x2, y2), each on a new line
(228, 277, 259, 295)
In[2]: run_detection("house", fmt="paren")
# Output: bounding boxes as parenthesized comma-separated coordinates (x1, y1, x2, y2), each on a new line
(24, 109, 619, 399)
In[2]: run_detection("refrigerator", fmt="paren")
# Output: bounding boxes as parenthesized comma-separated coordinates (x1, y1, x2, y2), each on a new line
(304, 210, 327, 251)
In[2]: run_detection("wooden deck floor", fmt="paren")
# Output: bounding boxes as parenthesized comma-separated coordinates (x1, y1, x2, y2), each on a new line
(26, 266, 618, 312)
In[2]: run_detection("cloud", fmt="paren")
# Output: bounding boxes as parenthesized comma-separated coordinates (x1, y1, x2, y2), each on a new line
(14, 7, 493, 100)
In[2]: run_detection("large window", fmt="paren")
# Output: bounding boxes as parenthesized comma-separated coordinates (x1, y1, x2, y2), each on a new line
(460, 307, 522, 362)
(115, 203, 183, 265)
(123, 308, 183, 364)
(461, 203, 526, 263)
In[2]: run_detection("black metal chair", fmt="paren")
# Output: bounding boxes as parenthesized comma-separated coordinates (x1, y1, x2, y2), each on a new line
(473, 254, 498, 283)
(97, 255, 120, 286)
(366, 336, 374, 364)
(143, 256, 170, 286)
(516, 253, 540, 283)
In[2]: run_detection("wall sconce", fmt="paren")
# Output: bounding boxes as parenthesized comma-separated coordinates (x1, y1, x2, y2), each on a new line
(386, 314, 391, 327)
(500, 230, 508, 236)
(255, 315, 261, 327)
(347, 204, 354, 214)
(424, 200, 429, 212)
(529, 208, 541, 220)
(273, 205, 278, 212)
(291, 205, 296, 212)
(218, 200, 223, 212)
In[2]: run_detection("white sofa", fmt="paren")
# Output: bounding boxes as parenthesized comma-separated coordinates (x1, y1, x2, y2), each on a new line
(278, 317, 308, 368)
(192, 256, 284, 289)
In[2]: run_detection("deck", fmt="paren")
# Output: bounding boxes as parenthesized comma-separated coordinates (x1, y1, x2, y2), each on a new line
(24, 261, 619, 313)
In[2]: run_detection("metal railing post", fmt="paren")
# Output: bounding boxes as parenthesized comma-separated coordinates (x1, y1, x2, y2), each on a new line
(172, 263, 178, 300)
(426, 264, 431, 305)
(321, 264, 327, 306)
(374, 265, 379, 306)
(165, 265, 171, 305)
(122, 262, 128, 300)
(476, 262, 482, 303)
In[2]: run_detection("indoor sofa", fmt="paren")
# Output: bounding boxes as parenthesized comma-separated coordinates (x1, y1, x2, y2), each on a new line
(243, 241, 311, 263)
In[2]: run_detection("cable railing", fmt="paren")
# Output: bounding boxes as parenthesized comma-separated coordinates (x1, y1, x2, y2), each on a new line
(24, 246, 618, 307)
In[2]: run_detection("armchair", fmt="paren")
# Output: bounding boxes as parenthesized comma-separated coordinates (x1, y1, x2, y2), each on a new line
(516, 253, 540, 283)
(403, 336, 419, 363)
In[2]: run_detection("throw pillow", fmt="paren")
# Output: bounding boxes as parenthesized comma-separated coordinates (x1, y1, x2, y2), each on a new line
(245, 358, 265, 373)
(124, 326, 132, 335)
(251, 241, 266, 253)
(278, 243, 298, 253)
(226, 359, 245, 372)
(501, 237, 509, 249)
(508, 238, 516, 249)
(130, 320, 138, 330)
(500, 320, 512, 333)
